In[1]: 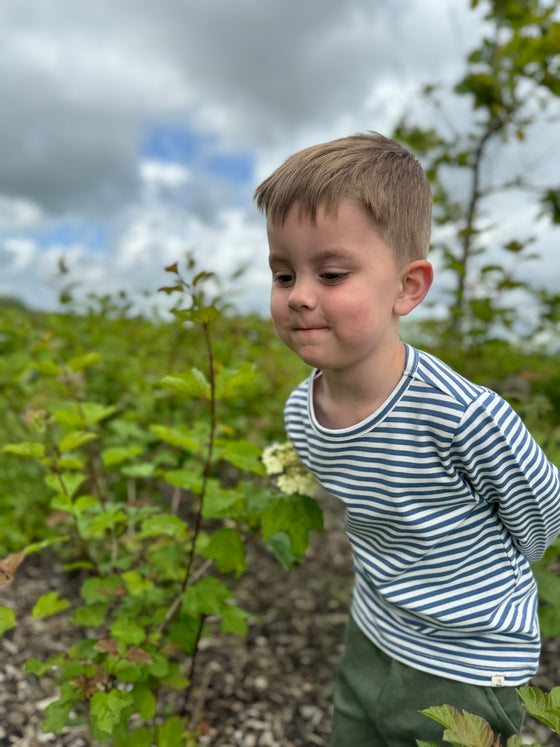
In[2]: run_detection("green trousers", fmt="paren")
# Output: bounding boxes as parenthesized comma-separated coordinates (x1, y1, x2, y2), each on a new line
(329, 616, 525, 747)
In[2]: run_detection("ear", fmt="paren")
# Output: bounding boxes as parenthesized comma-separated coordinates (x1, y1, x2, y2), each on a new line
(394, 260, 433, 317)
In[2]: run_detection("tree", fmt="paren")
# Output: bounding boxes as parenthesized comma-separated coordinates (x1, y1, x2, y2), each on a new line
(394, 0, 560, 357)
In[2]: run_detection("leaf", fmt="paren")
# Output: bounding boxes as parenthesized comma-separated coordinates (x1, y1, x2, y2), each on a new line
(158, 715, 186, 747)
(45, 471, 85, 498)
(517, 686, 560, 732)
(111, 617, 146, 646)
(132, 685, 157, 720)
(32, 592, 71, 619)
(214, 362, 257, 399)
(150, 424, 199, 451)
(68, 352, 101, 371)
(3, 441, 44, 458)
(160, 368, 210, 398)
(169, 616, 203, 654)
(59, 430, 97, 453)
(218, 439, 266, 475)
(202, 527, 247, 577)
(0, 606, 16, 635)
(101, 445, 143, 466)
(181, 577, 232, 616)
(0, 549, 26, 587)
(81, 403, 117, 425)
(140, 514, 188, 539)
(126, 647, 153, 665)
(25, 653, 65, 676)
(95, 638, 120, 655)
(261, 495, 323, 557)
(90, 689, 134, 735)
(71, 603, 108, 627)
(265, 531, 298, 570)
(121, 570, 154, 596)
(420, 705, 494, 747)
(43, 682, 81, 733)
(220, 603, 250, 637)
(202, 482, 244, 519)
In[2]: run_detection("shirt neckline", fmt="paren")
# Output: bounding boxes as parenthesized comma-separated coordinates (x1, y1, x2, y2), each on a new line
(307, 343, 418, 438)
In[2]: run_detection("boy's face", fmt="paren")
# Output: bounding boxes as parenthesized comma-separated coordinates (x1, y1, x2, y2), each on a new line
(267, 199, 408, 375)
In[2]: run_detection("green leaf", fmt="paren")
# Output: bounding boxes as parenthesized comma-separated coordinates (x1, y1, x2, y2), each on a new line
(32, 592, 71, 619)
(111, 617, 146, 646)
(218, 439, 266, 475)
(45, 471, 85, 498)
(517, 686, 560, 732)
(59, 430, 97, 453)
(160, 662, 189, 689)
(71, 602, 108, 627)
(157, 716, 186, 747)
(132, 685, 157, 720)
(181, 577, 232, 616)
(115, 726, 155, 747)
(420, 705, 494, 746)
(43, 682, 81, 733)
(140, 514, 188, 539)
(90, 689, 134, 735)
(80, 575, 122, 604)
(68, 352, 101, 371)
(122, 462, 156, 478)
(160, 368, 210, 398)
(169, 616, 203, 654)
(202, 481, 244, 519)
(81, 403, 117, 425)
(214, 362, 256, 399)
(533, 565, 560, 607)
(220, 603, 250, 637)
(150, 424, 199, 451)
(3, 441, 44, 458)
(25, 653, 65, 676)
(121, 570, 154, 596)
(266, 531, 298, 570)
(261, 495, 323, 557)
(101, 445, 143, 466)
(161, 468, 202, 492)
(201, 527, 246, 577)
(0, 606, 16, 635)
(539, 605, 560, 638)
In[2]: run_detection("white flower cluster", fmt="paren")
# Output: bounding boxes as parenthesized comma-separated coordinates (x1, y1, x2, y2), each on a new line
(261, 441, 318, 498)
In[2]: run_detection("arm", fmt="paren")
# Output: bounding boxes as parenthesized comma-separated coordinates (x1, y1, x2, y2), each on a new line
(451, 389, 560, 562)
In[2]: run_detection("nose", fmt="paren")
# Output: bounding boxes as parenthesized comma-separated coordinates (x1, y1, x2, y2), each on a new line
(288, 276, 317, 310)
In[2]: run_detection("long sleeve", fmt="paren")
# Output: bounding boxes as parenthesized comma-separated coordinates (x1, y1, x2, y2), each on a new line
(451, 389, 560, 563)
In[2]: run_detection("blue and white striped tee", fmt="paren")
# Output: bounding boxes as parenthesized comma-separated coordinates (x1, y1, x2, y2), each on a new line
(285, 344, 560, 686)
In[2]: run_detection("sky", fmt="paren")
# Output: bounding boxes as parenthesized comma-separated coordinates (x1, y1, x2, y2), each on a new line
(0, 0, 558, 318)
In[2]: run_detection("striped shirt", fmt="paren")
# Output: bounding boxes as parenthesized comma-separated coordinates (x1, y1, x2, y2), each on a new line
(285, 344, 560, 686)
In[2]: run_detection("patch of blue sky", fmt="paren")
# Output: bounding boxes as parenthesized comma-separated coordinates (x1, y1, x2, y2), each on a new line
(30, 220, 108, 252)
(141, 124, 254, 185)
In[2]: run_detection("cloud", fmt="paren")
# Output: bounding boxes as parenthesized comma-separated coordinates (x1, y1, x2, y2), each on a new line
(0, 0, 557, 317)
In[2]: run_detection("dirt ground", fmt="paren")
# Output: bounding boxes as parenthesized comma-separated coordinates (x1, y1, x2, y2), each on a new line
(1, 492, 559, 746)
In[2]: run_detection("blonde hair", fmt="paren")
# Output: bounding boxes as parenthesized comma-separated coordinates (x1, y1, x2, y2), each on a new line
(254, 132, 432, 262)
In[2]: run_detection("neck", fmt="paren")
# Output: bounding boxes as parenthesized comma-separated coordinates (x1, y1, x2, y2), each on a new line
(314, 341, 406, 429)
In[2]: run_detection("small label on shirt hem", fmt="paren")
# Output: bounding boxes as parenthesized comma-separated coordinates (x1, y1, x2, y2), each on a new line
(491, 674, 506, 687)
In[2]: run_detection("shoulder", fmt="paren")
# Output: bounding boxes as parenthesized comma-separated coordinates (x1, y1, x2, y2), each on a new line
(284, 374, 312, 419)
(409, 346, 489, 409)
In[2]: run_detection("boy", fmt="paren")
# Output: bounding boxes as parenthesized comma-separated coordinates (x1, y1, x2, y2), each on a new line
(254, 132, 560, 745)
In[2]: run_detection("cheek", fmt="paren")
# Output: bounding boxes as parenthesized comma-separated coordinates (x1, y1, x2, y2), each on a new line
(270, 290, 287, 327)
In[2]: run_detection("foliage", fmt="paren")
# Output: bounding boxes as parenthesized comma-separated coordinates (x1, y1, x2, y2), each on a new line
(394, 0, 560, 354)
(417, 685, 560, 746)
(0, 259, 321, 743)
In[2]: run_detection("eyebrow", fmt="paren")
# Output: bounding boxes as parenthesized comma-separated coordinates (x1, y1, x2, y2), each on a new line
(268, 248, 356, 265)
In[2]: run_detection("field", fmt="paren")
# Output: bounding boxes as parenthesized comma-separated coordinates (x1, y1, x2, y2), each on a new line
(1, 266, 559, 745)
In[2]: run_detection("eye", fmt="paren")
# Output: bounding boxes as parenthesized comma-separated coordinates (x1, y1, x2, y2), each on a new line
(273, 272, 294, 286)
(321, 272, 348, 283)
